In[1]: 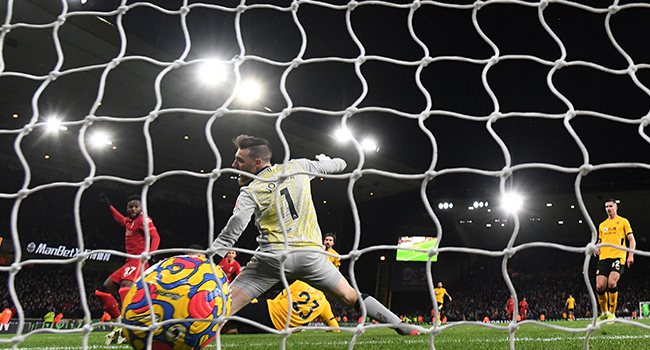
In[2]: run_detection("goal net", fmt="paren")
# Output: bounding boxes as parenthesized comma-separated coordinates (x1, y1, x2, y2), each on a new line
(2, 0, 650, 349)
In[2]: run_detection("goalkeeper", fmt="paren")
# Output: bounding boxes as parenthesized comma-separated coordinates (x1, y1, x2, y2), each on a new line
(94, 194, 160, 343)
(221, 280, 339, 334)
(212, 135, 418, 336)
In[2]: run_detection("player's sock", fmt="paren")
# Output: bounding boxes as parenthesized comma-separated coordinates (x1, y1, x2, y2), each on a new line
(597, 290, 608, 314)
(608, 287, 618, 314)
(355, 294, 416, 335)
(95, 290, 121, 319)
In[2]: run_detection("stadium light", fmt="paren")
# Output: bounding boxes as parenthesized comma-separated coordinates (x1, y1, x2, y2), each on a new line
(334, 128, 353, 142)
(361, 138, 378, 152)
(501, 192, 523, 213)
(45, 118, 67, 132)
(236, 80, 261, 102)
(90, 132, 112, 147)
(198, 60, 227, 86)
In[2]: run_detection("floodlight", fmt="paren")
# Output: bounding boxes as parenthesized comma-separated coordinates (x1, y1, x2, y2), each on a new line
(334, 128, 353, 142)
(237, 80, 261, 102)
(438, 203, 444, 209)
(361, 138, 378, 152)
(198, 61, 227, 86)
(46, 118, 67, 132)
(90, 132, 112, 147)
(473, 201, 479, 208)
(502, 192, 523, 213)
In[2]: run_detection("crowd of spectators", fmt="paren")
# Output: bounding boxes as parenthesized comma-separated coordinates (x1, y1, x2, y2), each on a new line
(0, 267, 106, 319)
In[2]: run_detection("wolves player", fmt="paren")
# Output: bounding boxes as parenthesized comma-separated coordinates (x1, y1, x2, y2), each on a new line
(323, 233, 340, 270)
(212, 135, 418, 336)
(95, 194, 160, 344)
(595, 199, 635, 322)
(222, 280, 339, 334)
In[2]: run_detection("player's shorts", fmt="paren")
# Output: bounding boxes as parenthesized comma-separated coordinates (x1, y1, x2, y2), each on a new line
(229, 300, 274, 334)
(436, 302, 444, 311)
(596, 258, 625, 277)
(109, 258, 147, 284)
(233, 250, 341, 300)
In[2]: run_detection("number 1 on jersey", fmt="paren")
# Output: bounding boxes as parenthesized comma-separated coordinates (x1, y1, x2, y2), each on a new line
(280, 188, 299, 219)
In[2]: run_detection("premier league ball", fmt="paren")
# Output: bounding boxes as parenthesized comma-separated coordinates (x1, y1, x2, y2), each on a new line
(121, 255, 231, 350)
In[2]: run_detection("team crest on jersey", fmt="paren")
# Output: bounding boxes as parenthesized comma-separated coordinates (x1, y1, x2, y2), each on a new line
(603, 228, 608, 232)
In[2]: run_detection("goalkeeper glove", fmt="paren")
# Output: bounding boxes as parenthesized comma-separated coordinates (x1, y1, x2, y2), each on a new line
(315, 154, 331, 161)
(98, 193, 112, 208)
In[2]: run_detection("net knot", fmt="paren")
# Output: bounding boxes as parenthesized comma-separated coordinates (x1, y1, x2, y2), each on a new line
(291, 58, 303, 68)
(554, 59, 566, 69)
(83, 177, 94, 186)
(539, 0, 549, 10)
(627, 64, 638, 74)
(641, 115, 650, 127)
(17, 189, 29, 200)
(351, 169, 362, 180)
(144, 175, 157, 186)
(348, 1, 359, 10)
(608, 5, 620, 14)
(428, 246, 438, 258)
(425, 170, 437, 181)
(1, 24, 11, 33)
(172, 60, 184, 69)
(474, 1, 486, 10)
(109, 58, 120, 69)
(579, 163, 593, 176)
(411, 0, 421, 10)
(180, 6, 190, 15)
(586, 242, 598, 256)
(56, 15, 66, 26)
(117, 5, 129, 15)
(10, 262, 21, 273)
(48, 71, 61, 81)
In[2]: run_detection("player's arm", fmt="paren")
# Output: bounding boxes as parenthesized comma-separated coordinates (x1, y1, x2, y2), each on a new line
(594, 238, 602, 257)
(212, 192, 256, 258)
(320, 299, 340, 332)
(99, 193, 126, 225)
(627, 233, 636, 267)
(445, 291, 452, 301)
(296, 156, 347, 175)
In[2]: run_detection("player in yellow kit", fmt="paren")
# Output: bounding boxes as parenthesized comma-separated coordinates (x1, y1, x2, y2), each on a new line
(566, 295, 575, 321)
(323, 233, 341, 270)
(594, 199, 635, 322)
(433, 282, 452, 325)
(221, 280, 339, 334)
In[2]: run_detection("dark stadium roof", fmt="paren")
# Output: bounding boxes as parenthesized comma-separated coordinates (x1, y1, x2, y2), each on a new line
(2, 0, 650, 257)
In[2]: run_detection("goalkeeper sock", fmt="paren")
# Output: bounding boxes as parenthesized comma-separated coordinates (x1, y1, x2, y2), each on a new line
(355, 294, 414, 335)
(597, 290, 608, 314)
(608, 287, 618, 314)
(95, 290, 121, 319)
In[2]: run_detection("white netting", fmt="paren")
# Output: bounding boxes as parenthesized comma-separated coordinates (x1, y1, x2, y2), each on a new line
(2, 0, 650, 349)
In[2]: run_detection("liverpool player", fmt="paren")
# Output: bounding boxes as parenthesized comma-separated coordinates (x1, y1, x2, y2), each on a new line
(218, 250, 242, 283)
(94, 194, 160, 343)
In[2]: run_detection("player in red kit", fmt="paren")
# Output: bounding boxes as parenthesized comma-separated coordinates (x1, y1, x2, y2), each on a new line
(94, 194, 160, 344)
(218, 250, 242, 283)
(519, 297, 529, 320)
(506, 296, 514, 320)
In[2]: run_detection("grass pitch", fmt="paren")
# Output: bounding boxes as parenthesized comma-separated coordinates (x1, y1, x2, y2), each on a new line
(2, 319, 650, 350)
